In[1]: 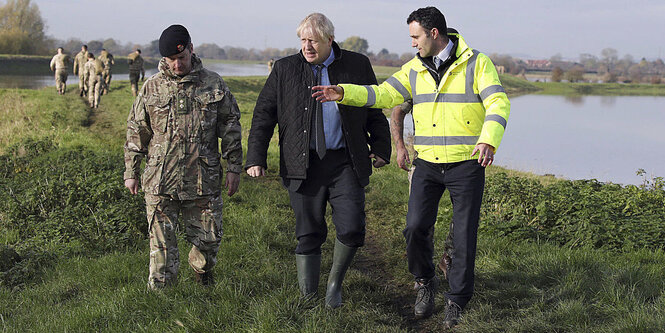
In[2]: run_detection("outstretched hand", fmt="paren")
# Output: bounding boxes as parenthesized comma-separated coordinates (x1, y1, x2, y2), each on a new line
(312, 85, 344, 103)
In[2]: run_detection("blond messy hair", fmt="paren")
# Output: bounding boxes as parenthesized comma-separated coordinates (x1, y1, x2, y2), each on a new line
(296, 13, 335, 41)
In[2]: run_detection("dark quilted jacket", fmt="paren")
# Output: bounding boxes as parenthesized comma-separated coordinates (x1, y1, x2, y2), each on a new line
(245, 42, 391, 187)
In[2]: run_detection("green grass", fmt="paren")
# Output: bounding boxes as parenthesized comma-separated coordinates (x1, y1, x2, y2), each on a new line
(0, 76, 664, 332)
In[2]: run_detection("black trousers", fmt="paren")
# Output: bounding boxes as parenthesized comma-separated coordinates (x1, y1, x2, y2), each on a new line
(404, 158, 485, 308)
(288, 149, 366, 255)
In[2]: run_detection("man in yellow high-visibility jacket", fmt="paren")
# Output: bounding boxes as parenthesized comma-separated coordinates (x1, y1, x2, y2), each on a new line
(313, 6, 510, 328)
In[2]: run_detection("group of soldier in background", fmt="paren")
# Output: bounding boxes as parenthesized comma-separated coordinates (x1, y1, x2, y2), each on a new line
(49, 45, 145, 107)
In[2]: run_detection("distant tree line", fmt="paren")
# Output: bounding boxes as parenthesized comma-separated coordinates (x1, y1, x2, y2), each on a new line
(490, 48, 665, 84)
(2, 0, 663, 84)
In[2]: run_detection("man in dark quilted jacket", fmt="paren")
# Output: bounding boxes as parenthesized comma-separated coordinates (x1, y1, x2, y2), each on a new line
(245, 13, 391, 309)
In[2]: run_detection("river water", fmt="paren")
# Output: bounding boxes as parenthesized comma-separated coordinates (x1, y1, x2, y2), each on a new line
(403, 94, 664, 185)
(0, 62, 269, 89)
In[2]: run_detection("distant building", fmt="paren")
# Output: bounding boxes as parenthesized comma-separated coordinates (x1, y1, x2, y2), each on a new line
(526, 59, 552, 70)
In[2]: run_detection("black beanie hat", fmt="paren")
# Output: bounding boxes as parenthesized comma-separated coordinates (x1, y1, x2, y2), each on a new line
(159, 24, 191, 57)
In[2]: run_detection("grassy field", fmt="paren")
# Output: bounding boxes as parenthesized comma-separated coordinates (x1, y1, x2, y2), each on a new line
(0, 76, 664, 332)
(532, 81, 665, 96)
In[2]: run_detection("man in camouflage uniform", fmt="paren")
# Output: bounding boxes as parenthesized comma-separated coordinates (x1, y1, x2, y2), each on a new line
(83, 53, 104, 108)
(127, 48, 145, 97)
(124, 24, 243, 290)
(73, 45, 89, 97)
(49, 47, 70, 95)
(99, 48, 115, 95)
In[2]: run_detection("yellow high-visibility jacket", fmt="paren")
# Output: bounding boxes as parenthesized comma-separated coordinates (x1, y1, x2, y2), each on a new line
(339, 33, 510, 164)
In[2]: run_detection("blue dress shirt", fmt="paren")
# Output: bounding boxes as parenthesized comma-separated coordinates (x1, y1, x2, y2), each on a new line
(311, 50, 345, 150)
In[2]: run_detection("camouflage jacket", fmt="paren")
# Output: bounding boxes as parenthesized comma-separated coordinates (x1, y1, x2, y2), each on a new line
(128, 52, 144, 72)
(84, 59, 104, 79)
(50, 53, 70, 71)
(99, 51, 114, 70)
(123, 54, 243, 199)
(73, 50, 88, 75)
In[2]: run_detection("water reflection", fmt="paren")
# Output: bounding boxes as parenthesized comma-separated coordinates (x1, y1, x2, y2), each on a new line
(564, 95, 584, 105)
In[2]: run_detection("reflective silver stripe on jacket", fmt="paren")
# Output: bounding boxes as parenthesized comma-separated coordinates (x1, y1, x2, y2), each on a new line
(480, 85, 506, 101)
(484, 114, 507, 129)
(413, 135, 479, 146)
(362, 85, 376, 107)
(385, 76, 410, 102)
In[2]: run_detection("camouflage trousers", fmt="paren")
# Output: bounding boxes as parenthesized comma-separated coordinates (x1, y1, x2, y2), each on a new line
(78, 72, 86, 94)
(129, 71, 141, 96)
(54, 69, 67, 94)
(102, 70, 111, 94)
(145, 193, 223, 289)
(88, 74, 102, 108)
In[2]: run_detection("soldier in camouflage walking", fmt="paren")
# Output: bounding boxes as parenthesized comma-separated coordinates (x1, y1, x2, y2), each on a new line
(49, 47, 70, 95)
(83, 53, 104, 108)
(127, 48, 145, 97)
(73, 45, 89, 97)
(99, 48, 115, 95)
(124, 24, 243, 290)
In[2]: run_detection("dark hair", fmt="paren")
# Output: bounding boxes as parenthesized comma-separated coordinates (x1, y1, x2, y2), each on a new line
(57, 47, 63, 51)
(82, 44, 88, 49)
(407, 6, 446, 36)
(87, 53, 94, 59)
(136, 49, 141, 54)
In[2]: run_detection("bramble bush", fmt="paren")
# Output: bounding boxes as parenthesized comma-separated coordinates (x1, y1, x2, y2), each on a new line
(481, 172, 665, 251)
(0, 138, 146, 254)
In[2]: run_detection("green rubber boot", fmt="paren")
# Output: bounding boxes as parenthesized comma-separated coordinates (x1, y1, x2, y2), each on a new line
(325, 239, 358, 308)
(296, 254, 321, 299)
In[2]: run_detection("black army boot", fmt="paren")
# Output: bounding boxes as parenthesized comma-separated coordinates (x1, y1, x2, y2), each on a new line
(194, 270, 214, 286)
(325, 239, 358, 308)
(296, 254, 321, 299)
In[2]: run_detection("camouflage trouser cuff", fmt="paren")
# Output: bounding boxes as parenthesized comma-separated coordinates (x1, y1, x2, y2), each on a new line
(124, 170, 139, 180)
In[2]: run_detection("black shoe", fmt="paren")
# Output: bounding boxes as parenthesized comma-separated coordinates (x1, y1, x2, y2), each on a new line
(437, 252, 452, 280)
(443, 299, 462, 329)
(414, 276, 439, 319)
(194, 271, 214, 286)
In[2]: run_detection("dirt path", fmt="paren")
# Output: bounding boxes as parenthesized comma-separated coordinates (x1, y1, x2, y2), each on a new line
(355, 231, 449, 332)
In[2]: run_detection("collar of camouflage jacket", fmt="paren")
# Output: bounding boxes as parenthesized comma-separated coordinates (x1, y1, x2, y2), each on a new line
(158, 53, 203, 82)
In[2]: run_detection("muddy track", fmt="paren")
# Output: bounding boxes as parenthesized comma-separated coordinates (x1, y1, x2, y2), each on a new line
(355, 231, 449, 332)
(79, 96, 98, 128)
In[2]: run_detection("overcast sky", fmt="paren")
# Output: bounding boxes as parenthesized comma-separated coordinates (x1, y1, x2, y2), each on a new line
(33, 0, 665, 60)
